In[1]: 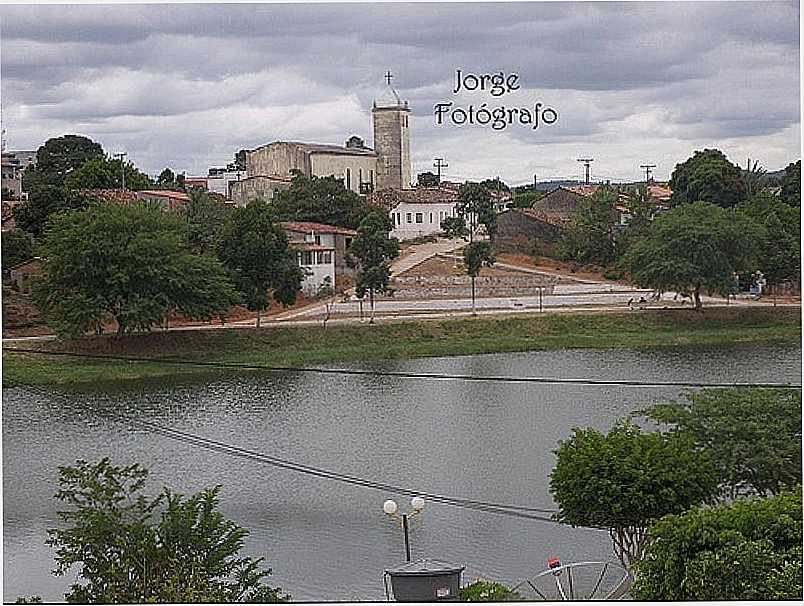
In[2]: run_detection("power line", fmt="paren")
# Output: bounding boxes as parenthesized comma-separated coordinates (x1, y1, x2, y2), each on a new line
(5, 347, 800, 389)
(16, 383, 563, 523)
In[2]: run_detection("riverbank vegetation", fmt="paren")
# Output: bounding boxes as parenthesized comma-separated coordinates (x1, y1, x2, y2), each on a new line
(3, 307, 799, 387)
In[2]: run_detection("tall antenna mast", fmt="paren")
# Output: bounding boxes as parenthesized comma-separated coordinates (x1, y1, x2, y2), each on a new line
(433, 157, 448, 183)
(640, 164, 656, 183)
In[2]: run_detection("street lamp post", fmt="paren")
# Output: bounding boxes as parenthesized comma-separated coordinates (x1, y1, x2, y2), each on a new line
(383, 497, 425, 562)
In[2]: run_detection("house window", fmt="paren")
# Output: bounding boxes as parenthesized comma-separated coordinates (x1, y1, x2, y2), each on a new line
(429, 212, 433, 223)
(415, 213, 423, 224)
(359, 168, 363, 187)
(396, 212, 401, 225)
(318, 251, 332, 264)
(300, 251, 314, 266)
(370, 170, 374, 186)
(315, 234, 321, 245)
(346, 168, 351, 190)
(406, 213, 413, 223)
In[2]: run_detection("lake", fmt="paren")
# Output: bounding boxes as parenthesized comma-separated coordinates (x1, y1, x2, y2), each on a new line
(3, 343, 801, 602)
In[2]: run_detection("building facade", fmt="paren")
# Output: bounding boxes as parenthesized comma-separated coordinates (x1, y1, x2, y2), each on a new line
(372, 83, 412, 190)
(374, 187, 460, 241)
(280, 221, 357, 292)
(230, 175, 293, 206)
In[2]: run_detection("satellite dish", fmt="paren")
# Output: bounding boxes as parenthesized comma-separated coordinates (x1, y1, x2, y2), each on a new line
(511, 559, 632, 601)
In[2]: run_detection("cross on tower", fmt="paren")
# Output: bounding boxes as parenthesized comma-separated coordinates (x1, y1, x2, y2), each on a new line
(385, 70, 394, 86)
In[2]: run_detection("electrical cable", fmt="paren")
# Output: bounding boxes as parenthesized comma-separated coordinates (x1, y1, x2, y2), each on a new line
(5, 348, 801, 389)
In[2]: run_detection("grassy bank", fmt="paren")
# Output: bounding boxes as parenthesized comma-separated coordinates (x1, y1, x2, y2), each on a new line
(3, 307, 800, 387)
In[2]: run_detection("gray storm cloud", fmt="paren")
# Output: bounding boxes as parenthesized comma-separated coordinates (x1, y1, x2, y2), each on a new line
(0, 1, 799, 183)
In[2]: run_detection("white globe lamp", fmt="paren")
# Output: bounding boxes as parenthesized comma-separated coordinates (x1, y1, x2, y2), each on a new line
(383, 499, 399, 515)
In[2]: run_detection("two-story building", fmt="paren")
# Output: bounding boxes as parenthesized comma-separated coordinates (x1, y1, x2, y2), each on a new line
(280, 221, 357, 294)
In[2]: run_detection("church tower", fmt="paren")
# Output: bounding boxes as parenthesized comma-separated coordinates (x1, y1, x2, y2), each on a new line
(372, 71, 411, 190)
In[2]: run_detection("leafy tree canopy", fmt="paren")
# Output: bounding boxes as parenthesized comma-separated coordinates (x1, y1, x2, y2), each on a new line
(417, 171, 440, 187)
(47, 458, 290, 603)
(272, 170, 371, 229)
(510, 189, 544, 208)
(35, 202, 238, 338)
(440, 216, 468, 239)
(157, 168, 186, 191)
(669, 148, 746, 207)
(186, 188, 234, 256)
(641, 388, 802, 498)
(781, 159, 801, 207)
(632, 490, 802, 600)
(738, 194, 801, 288)
(11, 185, 88, 237)
(478, 177, 510, 193)
(624, 202, 758, 308)
(456, 182, 496, 238)
(2, 229, 36, 271)
(218, 200, 305, 326)
(348, 211, 399, 322)
(464, 241, 494, 278)
(556, 186, 618, 266)
(550, 421, 718, 567)
(64, 156, 153, 191)
(24, 135, 104, 189)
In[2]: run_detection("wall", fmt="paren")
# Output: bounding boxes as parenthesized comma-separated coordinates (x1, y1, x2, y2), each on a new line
(230, 177, 291, 207)
(247, 143, 310, 178)
(296, 253, 335, 295)
(309, 153, 378, 194)
(494, 210, 563, 255)
(390, 202, 458, 240)
(384, 275, 557, 300)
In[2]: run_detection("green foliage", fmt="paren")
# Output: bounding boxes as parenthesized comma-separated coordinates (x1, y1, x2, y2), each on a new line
(272, 170, 370, 229)
(464, 241, 494, 278)
(440, 215, 468, 239)
(47, 458, 290, 603)
(456, 182, 497, 238)
(615, 185, 656, 257)
(478, 177, 510, 193)
(12, 185, 88, 237)
(510, 189, 544, 208)
(459, 580, 520, 601)
(13, 597, 42, 604)
(669, 148, 746, 207)
(624, 202, 758, 308)
(157, 168, 186, 191)
(2, 229, 36, 270)
(34, 202, 238, 338)
(219, 200, 304, 325)
(642, 388, 802, 498)
(417, 171, 439, 187)
(348, 211, 399, 321)
(738, 193, 801, 289)
(550, 421, 718, 567)
(632, 490, 802, 600)
(25, 135, 104, 188)
(556, 187, 618, 266)
(186, 189, 234, 255)
(781, 160, 800, 206)
(2, 186, 18, 201)
(64, 156, 153, 191)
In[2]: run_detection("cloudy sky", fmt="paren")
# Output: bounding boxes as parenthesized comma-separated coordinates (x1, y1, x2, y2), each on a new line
(1, 1, 800, 184)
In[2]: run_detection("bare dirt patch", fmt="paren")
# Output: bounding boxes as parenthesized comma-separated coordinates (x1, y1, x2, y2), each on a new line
(398, 255, 526, 278)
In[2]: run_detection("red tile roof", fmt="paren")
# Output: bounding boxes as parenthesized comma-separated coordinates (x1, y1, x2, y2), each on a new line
(279, 221, 357, 236)
(137, 189, 191, 202)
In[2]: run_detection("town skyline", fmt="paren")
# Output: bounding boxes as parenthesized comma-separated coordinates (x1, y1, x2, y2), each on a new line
(1, 1, 800, 184)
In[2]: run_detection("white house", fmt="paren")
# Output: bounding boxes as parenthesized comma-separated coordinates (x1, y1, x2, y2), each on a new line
(374, 187, 460, 241)
(280, 221, 357, 294)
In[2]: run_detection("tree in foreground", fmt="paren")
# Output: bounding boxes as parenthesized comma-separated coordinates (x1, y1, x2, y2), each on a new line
(549, 421, 717, 568)
(641, 388, 802, 499)
(219, 200, 305, 328)
(186, 189, 234, 255)
(456, 182, 496, 240)
(669, 148, 746, 207)
(464, 241, 494, 316)
(624, 202, 757, 309)
(34, 202, 238, 338)
(780, 159, 800, 206)
(47, 458, 290, 603)
(348, 211, 399, 323)
(632, 490, 802, 600)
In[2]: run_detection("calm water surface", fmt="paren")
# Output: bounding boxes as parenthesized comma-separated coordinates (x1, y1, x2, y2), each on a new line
(3, 344, 801, 602)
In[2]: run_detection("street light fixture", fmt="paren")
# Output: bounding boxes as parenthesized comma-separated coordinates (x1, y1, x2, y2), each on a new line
(383, 497, 425, 562)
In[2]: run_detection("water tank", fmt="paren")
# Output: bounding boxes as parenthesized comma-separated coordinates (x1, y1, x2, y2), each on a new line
(385, 558, 465, 602)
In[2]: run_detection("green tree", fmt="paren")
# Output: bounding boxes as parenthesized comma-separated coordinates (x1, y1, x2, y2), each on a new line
(510, 188, 544, 209)
(2, 229, 35, 270)
(186, 189, 234, 255)
(272, 170, 370, 229)
(478, 177, 510, 194)
(24, 135, 104, 189)
(12, 185, 88, 237)
(459, 580, 520, 601)
(348, 210, 399, 324)
(456, 182, 496, 240)
(632, 490, 802, 600)
(157, 167, 186, 191)
(742, 158, 768, 198)
(417, 171, 439, 187)
(615, 185, 656, 258)
(34, 202, 238, 338)
(440, 216, 469, 239)
(464, 241, 494, 316)
(780, 160, 800, 206)
(669, 148, 746, 207)
(64, 156, 153, 191)
(641, 388, 802, 498)
(550, 421, 718, 568)
(47, 458, 290, 603)
(219, 200, 305, 328)
(624, 202, 758, 309)
(556, 186, 618, 266)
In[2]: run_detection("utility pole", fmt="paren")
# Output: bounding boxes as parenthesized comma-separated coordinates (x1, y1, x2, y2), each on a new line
(576, 158, 594, 184)
(113, 152, 128, 190)
(433, 157, 448, 183)
(640, 164, 656, 183)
